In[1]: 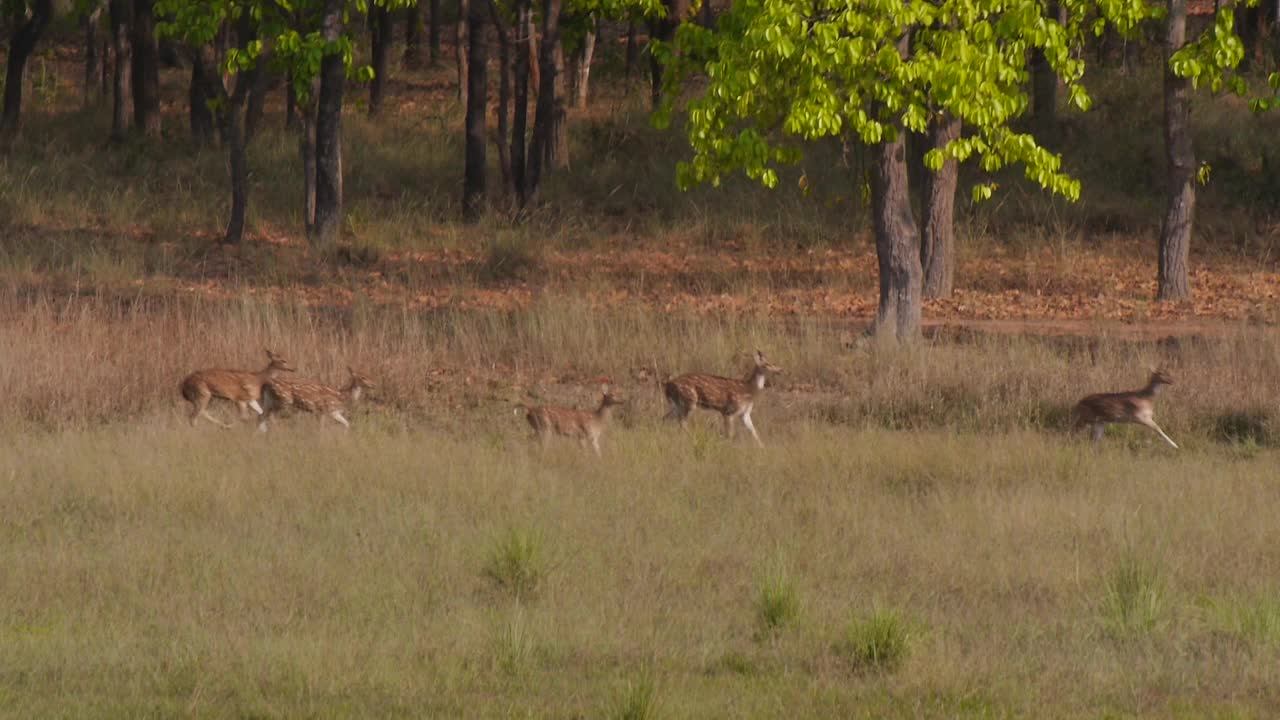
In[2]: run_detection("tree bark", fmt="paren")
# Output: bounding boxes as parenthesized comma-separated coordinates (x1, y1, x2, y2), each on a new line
(571, 21, 595, 110)
(102, 37, 111, 97)
(301, 91, 318, 233)
(244, 64, 270, 142)
(625, 19, 638, 77)
(429, 0, 442, 65)
(313, 0, 346, 246)
(699, 0, 713, 27)
(109, 0, 131, 141)
(456, 0, 469, 103)
(2, 0, 54, 137)
(405, 2, 423, 67)
(188, 45, 217, 143)
(491, 0, 514, 195)
(463, 0, 488, 220)
(527, 0, 565, 198)
(83, 7, 103, 107)
(513, 0, 532, 202)
(648, 0, 689, 109)
(921, 115, 961, 299)
(872, 126, 924, 340)
(1158, 0, 1194, 301)
(285, 70, 298, 130)
(131, 0, 161, 136)
(369, 3, 391, 116)
(223, 85, 250, 243)
(1030, 2, 1063, 139)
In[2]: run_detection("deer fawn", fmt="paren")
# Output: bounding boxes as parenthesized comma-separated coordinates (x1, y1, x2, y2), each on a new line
(257, 367, 376, 432)
(180, 349, 295, 428)
(514, 385, 626, 456)
(1073, 369, 1179, 449)
(664, 350, 783, 447)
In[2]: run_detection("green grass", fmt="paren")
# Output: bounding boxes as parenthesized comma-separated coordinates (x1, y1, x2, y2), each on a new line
(2, 421, 1280, 717)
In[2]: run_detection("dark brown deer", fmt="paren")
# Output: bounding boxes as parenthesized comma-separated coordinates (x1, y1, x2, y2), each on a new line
(1073, 369, 1179, 448)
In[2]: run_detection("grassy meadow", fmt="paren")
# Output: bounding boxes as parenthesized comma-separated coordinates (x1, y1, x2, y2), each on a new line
(2, 31, 1280, 718)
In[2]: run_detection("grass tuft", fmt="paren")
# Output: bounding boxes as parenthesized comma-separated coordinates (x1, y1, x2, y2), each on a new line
(835, 606, 913, 674)
(474, 233, 544, 284)
(1100, 552, 1167, 638)
(754, 554, 801, 638)
(483, 526, 548, 603)
(606, 670, 659, 720)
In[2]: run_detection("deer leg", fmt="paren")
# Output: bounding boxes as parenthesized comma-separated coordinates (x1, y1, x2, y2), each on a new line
(742, 409, 763, 448)
(257, 416, 270, 433)
(329, 410, 351, 428)
(249, 399, 264, 415)
(1140, 419, 1179, 449)
(723, 414, 734, 440)
(1091, 423, 1105, 445)
(189, 393, 209, 426)
(590, 434, 602, 457)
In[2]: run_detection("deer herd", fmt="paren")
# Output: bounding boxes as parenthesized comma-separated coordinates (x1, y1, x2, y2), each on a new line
(180, 349, 1181, 454)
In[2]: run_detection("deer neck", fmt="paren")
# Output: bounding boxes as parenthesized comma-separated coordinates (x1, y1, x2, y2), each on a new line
(743, 367, 768, 394)
(1139, 381, 1164, 399)
(344, 382, 365, 404)
(259, 364, 283, 382)
(594, 401, 617, 424)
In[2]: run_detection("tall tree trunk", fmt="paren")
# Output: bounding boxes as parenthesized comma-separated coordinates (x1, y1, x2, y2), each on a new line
(131, 0, 161, 135)
(625, 18, 638, 77)
(571, 21, 595, 110)
(285, 70, 298, 130)
(109, 0, 131, 141)
(456, 0, 469, 103)
(429, 0, 442, 65)
(244, 63, 270, 142)
(1, 0, 54, 137)
(223, 91, 250, 243)
(699, 0, 713, 27)
(405, 2, 423, 67)
(920, 115, 961, 299)
(491, 0, 514, 195)
(527, 0, 564, 198)
(1030, 2, 1064, 139)
(188, 45, 216, 143)
(102, 36, 111, 97)
(301, 91, 318, 233)
(83, 7, 102, 107)
(463, 0, 488, 219)
(369, 4, 391, 116)
(872, 127, 923, 340)
(1158, 0, 1194, 301)
(648, 0, 689, 109)
(313, 0, 346, 246)
(513, 0, 532, 201)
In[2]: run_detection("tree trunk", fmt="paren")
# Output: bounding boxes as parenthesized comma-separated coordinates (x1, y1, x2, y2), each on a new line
(463, 0, 488, 219)
(131, 0, 161, 136)
(648, 0, 689, 109)
(1030, 2, 1063, 139)
(102, 37, 111, 97)
(527, 0, 564, 199)
(456, 0, 469, 103)
(244, 64, 270, 142)
(571, 22, 595, 110)
(369, 4, 391, 116)
(1158, 0, 1194, 301)
(405, 2, 423, 67)
(625, 19, 638, 77)
(699, 0, 713, 27)
(83, 7, 102, 107)
(301, 93, 318, 233)
(313, 0, 346, 246)
(109, 0, 131, 141)
(920, 115, 960, 299)
(188, 45, 217, 143)
(513, 0, 532, 202)
(429, 0, 442, 65)
(1, 0, 54, 137)
(223, 93, 250, 243)
(285, 70, 298, 130)
(872, 127, 924, 340)
(491, 0, 514, 195)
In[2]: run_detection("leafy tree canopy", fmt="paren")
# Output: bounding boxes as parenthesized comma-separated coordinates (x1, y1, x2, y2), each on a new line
(656, 0, 1159, 202)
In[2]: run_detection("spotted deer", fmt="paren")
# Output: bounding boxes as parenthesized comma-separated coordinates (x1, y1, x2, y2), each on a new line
(514, 385, 626, 456)
(257, 368, 376, 432)
(1073, 369, 1179, 449)
(663, 350, 783, 447)
(180, 350, 295, 428)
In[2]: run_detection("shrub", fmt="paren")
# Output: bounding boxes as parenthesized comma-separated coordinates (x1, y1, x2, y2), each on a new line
(483, 527, 547, 603)
(835, 606, 912, 673)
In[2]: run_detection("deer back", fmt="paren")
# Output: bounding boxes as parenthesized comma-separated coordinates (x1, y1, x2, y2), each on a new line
(666, 373, 752, 414)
